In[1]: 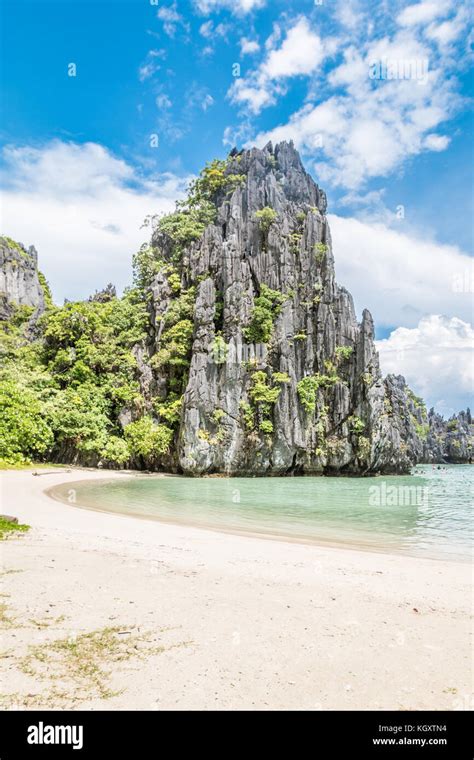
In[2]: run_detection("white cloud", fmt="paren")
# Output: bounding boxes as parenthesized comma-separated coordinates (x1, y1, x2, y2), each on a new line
(229, 81, 276, 114)
(331, 210, 470, 427)
(156, 94, 173, 109)
(199, 20, 228, 39)
(240, 37, 260, 55)
(229, 18, 329, 115)
(423, 132, 450, 150)
(138, 49, 166, 82)
(139, 62, 159, 82)
(157, 3, 190, 37)
(201, 94, 215, 111)
(251, 25, 462, 188)
(199, 20, 213, 38)
(265, 23, 282, 51)
(425, 5, 469, 50)
(336, 0, 365, 30)
(328, 214, 473, 328)
(195, 0, 265, 14)
(185, 85, 215, 113)
(240, 1, 470, 190)
(0, 141, 188, 303)
(261, 18, 325, 79)
(223, 121, 254, 148)
(376, 315, 473, 413)
(397, 0, 451, 28)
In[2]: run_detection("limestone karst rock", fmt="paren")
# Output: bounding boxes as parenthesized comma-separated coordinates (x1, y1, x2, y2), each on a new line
(2, 143, 472, 472)
(0, 236, 45, 328)
(140, 141, 472, 474)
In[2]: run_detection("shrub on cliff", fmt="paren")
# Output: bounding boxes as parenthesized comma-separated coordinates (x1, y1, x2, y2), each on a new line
(124, 417, 173, 465)
(243, 286, 286, 344)
(255, 207, 277, 233)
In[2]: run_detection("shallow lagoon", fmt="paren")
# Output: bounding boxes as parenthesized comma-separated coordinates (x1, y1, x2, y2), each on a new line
(50, 465, 473, 561)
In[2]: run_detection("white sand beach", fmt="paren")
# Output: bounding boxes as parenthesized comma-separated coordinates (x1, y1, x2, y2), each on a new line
(0, 468, 472, 711)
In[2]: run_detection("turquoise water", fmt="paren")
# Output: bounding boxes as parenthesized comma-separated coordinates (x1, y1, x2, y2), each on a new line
(51, 465, 473, 561)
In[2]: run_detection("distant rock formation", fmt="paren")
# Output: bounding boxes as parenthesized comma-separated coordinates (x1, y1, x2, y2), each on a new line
(89, 283, 117, 303)
(0, 236, 45, 332)
(424, 408, 472, 464)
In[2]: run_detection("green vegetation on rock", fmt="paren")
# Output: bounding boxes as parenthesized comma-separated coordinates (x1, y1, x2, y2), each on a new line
(211, 334, 228, 365)
(249, 371, 281, 406)
(155, 394, 183, 427)
(414, 422, 430, 441)
(289, 232, 302, 254)
(239, 401, 255, 432)
(38, 271, 53, 309)
(348, 415, 365, 435)
(297, 370, 339, 414)
(357, 436, 371, 461)
(243, 285, 286, 344)
(255, 207, 277, 251)
(335, 345, 353, 362)
(314, 242, 328, 263)
(0, 283, 159, 467)
(255, 207, 277, 233)
(239, 371, 283, 436)
(156, 205, 215, 253)
(272, 371, 290, 384)
(1, 236, 27, 256)
(152, 319, 194, 371)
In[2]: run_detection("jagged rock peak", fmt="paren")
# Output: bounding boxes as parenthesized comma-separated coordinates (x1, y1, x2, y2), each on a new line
(0, 235, 45, 322)
(225, 140, 327, 213)
(89, 283, 117, 303)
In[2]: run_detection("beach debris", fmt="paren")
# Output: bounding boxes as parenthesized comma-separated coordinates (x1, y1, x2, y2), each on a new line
(0, 515, 18, 524)
(32, 470, 70, 477)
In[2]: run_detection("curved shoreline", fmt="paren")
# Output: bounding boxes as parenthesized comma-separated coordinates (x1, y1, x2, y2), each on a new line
(0, 466, 471, 710)
(45, 471, 471, 563)
(45, 475, 407, 560)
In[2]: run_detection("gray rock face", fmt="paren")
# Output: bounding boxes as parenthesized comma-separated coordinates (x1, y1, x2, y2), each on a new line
(88, 283, 117, 303)
(0, 236, 45, 324)
(144, 141, 467, 475)
(424, 408, 473, 463)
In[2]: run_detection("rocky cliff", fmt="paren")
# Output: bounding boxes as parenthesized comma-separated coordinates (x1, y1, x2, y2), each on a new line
(0, 236, 45, 329)
(424, 407, 472, 463)
(137, 141, 472, 474)
(1, 143, 471, 473)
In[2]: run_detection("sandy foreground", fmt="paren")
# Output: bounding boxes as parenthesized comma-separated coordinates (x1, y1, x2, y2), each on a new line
(0, 468, 472, 711)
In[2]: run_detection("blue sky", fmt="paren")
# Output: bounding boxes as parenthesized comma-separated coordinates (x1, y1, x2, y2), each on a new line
(1, 0, 473, 413)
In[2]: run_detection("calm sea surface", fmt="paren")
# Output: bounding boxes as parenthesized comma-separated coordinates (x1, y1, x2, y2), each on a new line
(50, 465, 473, 561)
